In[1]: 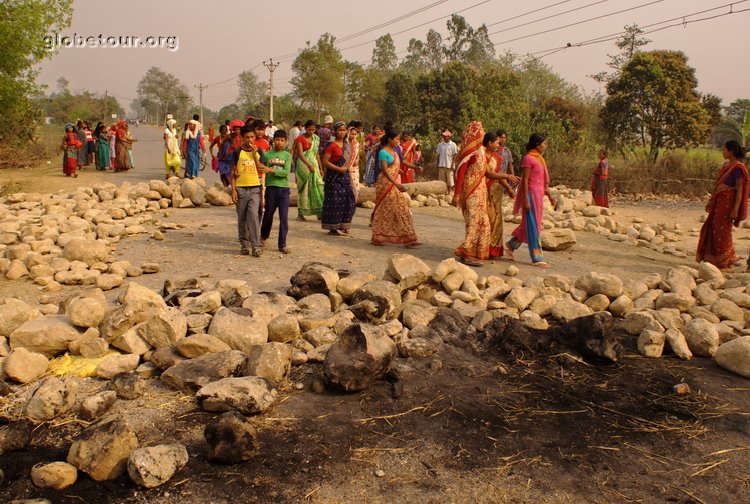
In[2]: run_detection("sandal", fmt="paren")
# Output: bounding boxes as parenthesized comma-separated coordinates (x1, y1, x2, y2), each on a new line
(460, 256, 483, 267)
(503, 243, 516, 261)
(371, 242, 384, 246)
(279, 247, 291, 254)
(531, 261, 550, 269)
(328, 230, 342, 236)
(404, 242, 422, 249)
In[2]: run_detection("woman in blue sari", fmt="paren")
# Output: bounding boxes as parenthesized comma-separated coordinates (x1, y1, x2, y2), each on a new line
(185, 120, 201, 179)
(320, 122, 356, 235)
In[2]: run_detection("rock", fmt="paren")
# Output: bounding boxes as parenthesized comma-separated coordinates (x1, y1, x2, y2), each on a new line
(505, 287, 539, 312)
(68, 296, 107, 329)
(665, 329, 693, 360)
(241, 343, 292, 383)
(323, 324, 397, 392)
(267, 314, 301, 343)
(109, 326, 150, 355)
(714, 336, 750, 378)
(141, 263, 160, 274)
(575, 272, 623, 299)
(138, 307, 187, 348)
(505, 265, 519, 277)
(204, 411, 259, 464)
(623, 311, 663, 335)
(304, 327, 337, 347)
(119, 282, 166, 310)
(711, 299, 745, 322)
(30, 461, 78, 490)
(176, 334, 231, 358)
(4, 347, 48, 383)
(337, 272, 377, 301)
(109, 372, 144, 399)
(690, 306, 721, 324)
(149, 347, 187, 370)
(655, 293, 696, 312)
(127, 444, 189, 488)
(721, 290, 750, 309)
(161, 350, 246, 391)
(135, 362, 160, 378)
(684, 318, 720, 357)
(528, 295, 557, 316)
(208, 307, 268, 351)
(298, 293, 332, 312)
(67, 416, 139, 481)
(541, 228, 577, 251)
(608, 295, 633, 317)
(663, 268, 696, 296)
(214, 279, 252, 307)
(5, 259, 29, 280)
(62, 239, 109, 266)
(520, 310, 549, 330)
(180, 178, 206, 205)
(387, 254, 432, 290)
(96, 354, 140, 379)
(431, 291, 453, 308)
(400, 301, 438, 329)
(0, 421, 32, 455)
(638, 330, 665, 358)
(350, 280, 403, 322)
(698, 261, 724, 282)
(550, 300, 593, 322)
(427, 308, 472, 343)
(584, 294, 610, 312)
(181, 291, 222, 315)
(432, 258, 458, 283)
(25, 376, 78, 421)
(9, 316, 80, 358)
(241, 292, 297, 325)
(288, 262, 340, 298)
(441, 271, 464, 294)
(0, 298, 40, 336)
(96, 274, 124, 291)
(694, 283, 720, 305)
(196, 376, 277, 414)
(79, 391, 117, 421)
(397, 336, 439, 358)
(206, 187, 233, 206)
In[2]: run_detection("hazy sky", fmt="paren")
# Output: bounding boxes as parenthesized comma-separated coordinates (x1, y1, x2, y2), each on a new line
(37, 0, 749, 115)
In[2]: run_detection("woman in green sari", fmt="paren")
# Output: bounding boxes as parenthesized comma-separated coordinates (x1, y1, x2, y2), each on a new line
(94, 122, 110, 171)
(294, 120, 324, 220)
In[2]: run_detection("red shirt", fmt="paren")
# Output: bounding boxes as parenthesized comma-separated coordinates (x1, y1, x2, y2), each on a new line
(324, 142, 343, 165)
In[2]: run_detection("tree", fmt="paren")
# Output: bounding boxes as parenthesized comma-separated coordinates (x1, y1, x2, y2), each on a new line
(136, 67, 193, 121)
(400, 29, 444, 73)
(290, 34, 346, 122)
(56, 77, 70, 95)
(591, 24, 650, 84)
(0, 0, 73, 144)
(714, 98, 750, 147)
(371, 34, 397, 72)
(237, 70, 266, 116)
(443, 15, 495, 67)
(601, 50, 711, 162)
(382, 72, 420, 130)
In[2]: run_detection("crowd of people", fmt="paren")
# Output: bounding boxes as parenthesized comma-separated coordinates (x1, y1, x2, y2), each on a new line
(61, 120, 137, 177)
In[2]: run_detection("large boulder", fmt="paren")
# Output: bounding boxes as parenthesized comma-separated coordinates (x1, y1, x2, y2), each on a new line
(541, 228, 577, 251)
(336, 272, 377, 301)
(287, 262, 340, 299)
(67, 416, 139, 481)
(30, 461, 78, 490)
(386, 254, 432, 290)
(10, 316, 80, 358)
(714, 337, 750, 378)
(350, 280, 403, 322)
(206, 187, 233, 206)
(127, 444, 189, 488)
(196, 376, 277, 414)
(575, 272, 623, 299)
(63, 239, 109, 266)
(161, 350, 246, 391)
(323, 324, 397, 392)
(684, 318, 720, 357)
(4, 347, 49, 383)
(25, 376, 78, 421)
(267, 314, 301, 343)
(0, 298, 41, 336)
(180, 178, 206, 205)
(241, 342, 292, 383)
(208, 307, 268, 352)
(137, 307, 187, 348)
(175, 334, 231, 358)
(204, 411, 259, 464)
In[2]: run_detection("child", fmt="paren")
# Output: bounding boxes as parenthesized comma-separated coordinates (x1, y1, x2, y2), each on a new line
(231, 126, 267, 257)
(260, 130, 293, 254)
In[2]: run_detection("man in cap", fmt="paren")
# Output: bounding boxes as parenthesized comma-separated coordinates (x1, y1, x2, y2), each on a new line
(436, 130, 458, 195)
(318, 115, 333, 156)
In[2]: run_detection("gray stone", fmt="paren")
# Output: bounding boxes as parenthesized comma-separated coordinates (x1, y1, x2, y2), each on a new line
(127, 444, 189, 488)
(397, 336, 439, 358)
(4, 347, 48, 383)
(623, 311, 663, 335)
(197, 376, 277, 414)
(30, 461, 78, 490)
(350, 280, 402, 321)
(175, 334, 231, 358)
(161, 350, 246, 391)
(241, 342, 292, 383)
(208, 307, 268, 352)
(714, 336, 750, 378)
(9, 316, 80, 358)
(206, 187, 232, 206)
(181, 291, 222, 315)
(241, 292, 298, 325)
(79, 391, 117, 421)
(149, 347, 187, 370)
(25, 376, 78, 421)
(303, 326, 337, 347)
(387, 253, 432, 290)
(324, 324, 396, 392)
(67, 416, 139, 481)
(204, 411, 259, 464)
(180, 178, 206, 205)
(214, 279, 252, 307)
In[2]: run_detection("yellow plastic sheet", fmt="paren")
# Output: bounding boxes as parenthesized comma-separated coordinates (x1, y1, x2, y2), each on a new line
(47, 350, 121, 378)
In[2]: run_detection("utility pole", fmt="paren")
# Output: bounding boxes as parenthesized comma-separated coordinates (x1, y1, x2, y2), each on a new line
(103, 90, 108, 122)
(263, 58, 279, 121)
(194, 83, 207, 125)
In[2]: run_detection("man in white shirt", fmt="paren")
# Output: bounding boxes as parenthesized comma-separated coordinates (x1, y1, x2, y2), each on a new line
(265, 120, 277, 141)
(435, 130, 458, 195)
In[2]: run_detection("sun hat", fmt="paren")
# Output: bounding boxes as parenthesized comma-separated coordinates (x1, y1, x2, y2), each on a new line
(442, 130, 452, 137)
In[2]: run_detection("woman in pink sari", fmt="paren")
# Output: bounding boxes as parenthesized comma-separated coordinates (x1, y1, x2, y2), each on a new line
(505, 133, 556, 268)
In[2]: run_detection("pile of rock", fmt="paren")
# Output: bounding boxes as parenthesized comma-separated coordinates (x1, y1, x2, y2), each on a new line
(0, 177, 233, 289)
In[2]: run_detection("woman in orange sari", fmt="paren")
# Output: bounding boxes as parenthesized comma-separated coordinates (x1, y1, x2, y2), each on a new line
(371, 127, 420, 247)
(696, 140, 748, 269)
(399, 131, 421, 183)
(452, 123, 518, 267)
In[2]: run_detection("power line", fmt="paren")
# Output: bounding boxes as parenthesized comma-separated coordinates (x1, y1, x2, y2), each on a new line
(491, 0, 665, 47)
(485, 0, 574, 28)
(487, 0, 612, 36)
(336, 0, 450, 43)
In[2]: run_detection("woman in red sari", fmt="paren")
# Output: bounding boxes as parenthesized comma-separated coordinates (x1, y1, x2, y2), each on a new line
(399, 131, 421, 183)
(696, 140, 749, 270)
(371, 127, 420, 248)
(452, 122, 518, 267)
(114, 120, 132, 171)
(591, 149, 609, 207)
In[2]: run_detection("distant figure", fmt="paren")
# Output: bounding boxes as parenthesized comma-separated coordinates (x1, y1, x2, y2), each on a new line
(399, 131, 421, 183)
(696, 140, 748, 270)
(265, 120, 277, 141)
(436, 130, 458, 195)
(163, 119, 181, 179)
(184, 120, 201, 179)
(591, 149, 609, 207)
(61, 123, 81, 178)
(317, 115, 333, 156)
(289, 120, 302, 150)
(76, 120, 88, 169)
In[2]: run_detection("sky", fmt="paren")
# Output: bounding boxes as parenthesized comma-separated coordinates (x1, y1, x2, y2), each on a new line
(36, 0, 750, 116)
